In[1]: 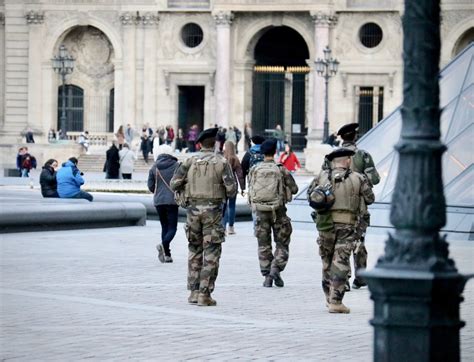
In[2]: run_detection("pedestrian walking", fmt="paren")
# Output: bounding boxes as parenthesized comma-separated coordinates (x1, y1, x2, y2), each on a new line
(148, 144, 180, 263)
(48, 128, 57, 143)
(166, 125, 175, 146)
(244, 122, 252, 151)
(222, 141, 245, 235)
(187, 125, 198, 152)
(176, 128, 185, 152)
(248, 138, 298, 288)
(57, 157, 93, 202)
(278, 143, 301, 173)
(274, 124, 285, 154)
(125, 124, 134, 145)
(337, 123, 380, 290)
(234, 126, 242, 154)
(241, 135, 265, 180)
(170, 127, 237, 306)
(140, 132, 151, 163)
(115, 125, 125, 150)
(216, 127, 226, 153)
(119, 143, 137, 179)
(18, 147, 37, 178)
(104, 142, 120, 179)
(78, 131, 90, 154)
(307, 148, 374, 313)
(39, 159, 59, 198)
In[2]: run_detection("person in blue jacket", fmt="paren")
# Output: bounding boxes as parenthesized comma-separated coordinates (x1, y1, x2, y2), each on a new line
(56, 157, 93, 202)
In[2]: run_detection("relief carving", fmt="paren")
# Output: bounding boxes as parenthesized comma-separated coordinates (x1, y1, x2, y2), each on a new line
(25, 10, 45, 25)
(213, 11, 234, 26)
(63, 26, 115, 81)
(310, 11, 338, 27)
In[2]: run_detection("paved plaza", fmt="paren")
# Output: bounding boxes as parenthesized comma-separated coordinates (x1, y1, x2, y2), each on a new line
(1, 220, 473, 361)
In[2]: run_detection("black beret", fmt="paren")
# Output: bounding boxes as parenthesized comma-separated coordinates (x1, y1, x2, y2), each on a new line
(337, 123, 359, 137)
(260, 138, 278, 155)
(251, 135, 265, 145)
(196, 127, 218, 143)
(326, 148, 355, 161)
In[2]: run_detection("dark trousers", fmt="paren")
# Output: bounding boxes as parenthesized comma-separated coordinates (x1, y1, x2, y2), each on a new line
(156, 205, 179, 256)
(122, 173, 132, 179)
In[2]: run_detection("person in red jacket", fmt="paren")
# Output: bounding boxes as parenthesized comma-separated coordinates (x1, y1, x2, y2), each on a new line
(278, 143, 301, 173)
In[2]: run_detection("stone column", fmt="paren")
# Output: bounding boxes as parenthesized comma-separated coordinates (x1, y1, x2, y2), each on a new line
(142, 12, 159, 129)
(0, 13, 5, 129)
(120, 12, 137, 131)
(213, 11, 233, 128)
(363, 1, 469, 360)
(135, 19, 145, 129)
(304, 12, 337, 174)
(26, 11, 45, 141)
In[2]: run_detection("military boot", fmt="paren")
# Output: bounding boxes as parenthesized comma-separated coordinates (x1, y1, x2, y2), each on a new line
(188, 290, 199, 304)
(328, 303, 350, 314)
(197, 293, 217, 307)
(270, 269, 284, 287)
(263, 275, 273, 287)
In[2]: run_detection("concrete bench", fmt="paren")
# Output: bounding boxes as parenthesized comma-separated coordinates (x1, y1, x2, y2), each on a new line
(0, 201, 146, 233)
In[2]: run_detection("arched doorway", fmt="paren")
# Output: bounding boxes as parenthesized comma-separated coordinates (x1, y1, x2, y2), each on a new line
(252, 26, 310, 150)
(54, 25, 115, 133)
(57, 85, 84, 132)
(453, 28, 474, 56)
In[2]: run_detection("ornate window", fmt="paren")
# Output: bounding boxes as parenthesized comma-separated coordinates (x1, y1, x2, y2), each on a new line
(359, 23, 383, 48)
(181, 23, 203, 48)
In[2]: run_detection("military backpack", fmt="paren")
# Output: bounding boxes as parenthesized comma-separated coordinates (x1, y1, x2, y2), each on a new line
(248, 162, 286, 212)
(184, 153, 226, 202)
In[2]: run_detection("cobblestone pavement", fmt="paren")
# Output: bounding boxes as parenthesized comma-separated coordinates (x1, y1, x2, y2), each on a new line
(1, 222, 473, 361)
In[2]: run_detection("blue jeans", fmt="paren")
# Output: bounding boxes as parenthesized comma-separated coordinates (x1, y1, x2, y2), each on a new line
(222, 196, 237, 228)
(156, 205, 179, 256)
(72, 190, 94, 202)
(21, 169, 30, 177)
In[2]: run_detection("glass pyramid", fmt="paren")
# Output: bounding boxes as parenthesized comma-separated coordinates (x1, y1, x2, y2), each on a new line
(357, 44, 474, 207)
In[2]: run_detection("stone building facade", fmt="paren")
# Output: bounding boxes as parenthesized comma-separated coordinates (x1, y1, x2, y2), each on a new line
(0, 0, 472, 170)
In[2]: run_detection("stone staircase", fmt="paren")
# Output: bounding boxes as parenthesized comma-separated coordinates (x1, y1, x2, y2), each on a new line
(78, 150, 314, 175)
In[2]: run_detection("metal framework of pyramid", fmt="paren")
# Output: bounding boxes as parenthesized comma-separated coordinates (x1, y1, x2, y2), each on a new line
(358, 44, 474, 207)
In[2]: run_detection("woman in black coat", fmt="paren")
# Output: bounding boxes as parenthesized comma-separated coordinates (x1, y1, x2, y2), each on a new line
(104, 142, 120, 179)
(40, 159, 59, 198)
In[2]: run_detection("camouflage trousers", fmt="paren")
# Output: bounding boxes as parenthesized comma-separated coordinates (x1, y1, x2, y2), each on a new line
(348, 212, 369, 282)
(185, 204, 225, 294)
(317, 223, 356, 304)
(254, 208, 293, 276)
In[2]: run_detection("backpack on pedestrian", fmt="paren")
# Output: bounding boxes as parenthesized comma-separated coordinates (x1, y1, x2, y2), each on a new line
(248, 148, 264, 169)
(248, 162, 286, 212)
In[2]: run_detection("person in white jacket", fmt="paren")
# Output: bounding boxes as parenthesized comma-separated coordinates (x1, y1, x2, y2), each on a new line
(119, 143, 137, 179)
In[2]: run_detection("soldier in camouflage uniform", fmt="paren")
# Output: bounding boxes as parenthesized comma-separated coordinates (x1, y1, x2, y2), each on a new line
(308, 148, 374, 313)
(170, 127, 237, 307)
(248, 138, 298, 288)
(337, 123, 380, 289)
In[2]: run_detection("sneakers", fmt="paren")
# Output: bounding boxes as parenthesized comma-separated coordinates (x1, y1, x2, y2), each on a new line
(197, 293, 217, 307)
(344, 281, 351, 292)
(270, 269, 284, 287)
(263, 275, 273, 287)
(156, 244, 165, 263)
(352, 279, 367, 289)
(328, 303, 351, 314)
(188, 290, 199, 304)
(228, 226, 236, 235)
(164, 255, 173, 263)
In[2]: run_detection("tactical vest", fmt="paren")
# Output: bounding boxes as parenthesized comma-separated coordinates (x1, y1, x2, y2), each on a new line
(248, 161, 285, 212)
(184, 153, 226, 202)
(318, 168, 362, 225)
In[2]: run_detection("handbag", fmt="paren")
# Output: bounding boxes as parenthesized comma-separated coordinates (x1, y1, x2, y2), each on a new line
(155, 167, 188, 208)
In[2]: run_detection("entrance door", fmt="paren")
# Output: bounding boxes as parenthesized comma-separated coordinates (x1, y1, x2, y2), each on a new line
(178, 86, 205, 134)
(57, 85, 84, 132)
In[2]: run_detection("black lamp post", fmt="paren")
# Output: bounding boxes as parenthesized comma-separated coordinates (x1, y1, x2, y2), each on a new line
(52, 45, 75, 138)
(315, 46, 339, 143)
(362, 1, 470, 361)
